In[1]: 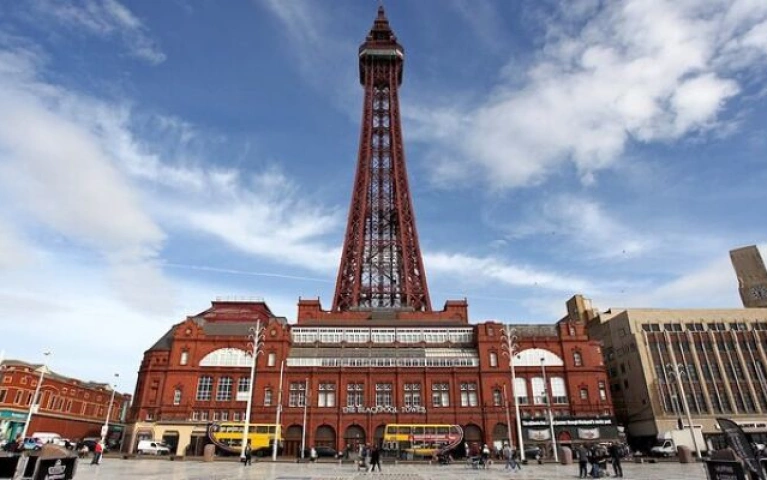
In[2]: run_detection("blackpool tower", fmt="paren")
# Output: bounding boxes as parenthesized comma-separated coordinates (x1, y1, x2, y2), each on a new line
(332, 7, 431, 313)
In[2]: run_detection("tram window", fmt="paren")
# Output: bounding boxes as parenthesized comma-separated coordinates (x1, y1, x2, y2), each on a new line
(437, 426, 448, 435)
(268, 426, 276, 434)
(256, 425, 269, 434)
(414, 427, 424, 435)
(385, 425, 395, 435)
(425, 426, 436, 435)
(399, 426, 411, 435)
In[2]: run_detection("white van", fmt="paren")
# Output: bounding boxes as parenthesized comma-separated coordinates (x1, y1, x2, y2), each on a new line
(30, 432, 62, 445)
(137, 440, 171, 455)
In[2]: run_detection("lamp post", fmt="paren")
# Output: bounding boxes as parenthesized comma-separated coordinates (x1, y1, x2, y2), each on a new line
(501, 325, 526, 460)
(241, 320, 264, 461)
(300, 378, 309, 461)
(540, 357, 559, 462)
(502, 385, 513, 450)
(18, 351, 51, 443)
(271, 360, 284, 461)
(665, 363, 701, 458)
(99, 373, 120, 449)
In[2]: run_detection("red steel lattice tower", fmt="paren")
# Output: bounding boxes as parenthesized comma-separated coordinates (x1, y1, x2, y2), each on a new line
(333, 7, 431, 312)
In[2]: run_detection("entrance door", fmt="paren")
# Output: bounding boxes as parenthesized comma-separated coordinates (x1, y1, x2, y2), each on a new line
(284, 425, 303, 458)
(315, 425, 336, 449)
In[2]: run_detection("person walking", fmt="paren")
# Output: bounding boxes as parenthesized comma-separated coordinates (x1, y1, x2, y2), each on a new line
(503, 444, 512, 470)
(90, 441, 103, 465)
(310, 446, 318, 463)
(609, 443, 623, 477)
(244, 441, 252, 466)
(577, 444, 589, 478)
(370, 445, 382, 472)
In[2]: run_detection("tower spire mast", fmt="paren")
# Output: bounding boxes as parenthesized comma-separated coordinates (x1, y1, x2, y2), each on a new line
(332, 7, 431, 313)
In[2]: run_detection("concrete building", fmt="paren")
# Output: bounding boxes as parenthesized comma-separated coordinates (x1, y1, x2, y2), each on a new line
(730, 245, 767, 308)
(583, 296, 767, 451)
(0, 359, 131, 447)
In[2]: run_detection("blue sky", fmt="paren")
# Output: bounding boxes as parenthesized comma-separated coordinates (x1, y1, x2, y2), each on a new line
(1, 0, 766, 393)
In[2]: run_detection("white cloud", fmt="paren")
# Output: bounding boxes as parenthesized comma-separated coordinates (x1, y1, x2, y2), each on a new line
(426, 251, 594, 293)
(30, 0, 166, 64)
(411, 0, 767, 189)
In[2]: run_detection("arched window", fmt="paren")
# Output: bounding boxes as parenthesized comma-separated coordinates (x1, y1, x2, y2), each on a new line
(515, 348, 564, 367)
(573, 351, 583, 367)
(199, 348, 251, 367)
(492, 389, 503, 407)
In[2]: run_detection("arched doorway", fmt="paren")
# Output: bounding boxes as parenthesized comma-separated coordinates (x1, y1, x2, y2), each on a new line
(558, 430, 572, 447)
(373, 424, 386, 448)
(492, 423, 509, 449)
(284, 425, 303, 458)
(343, 425, 365, 456)
(463, 424, 483, 452)
(315, 425, 336, 450)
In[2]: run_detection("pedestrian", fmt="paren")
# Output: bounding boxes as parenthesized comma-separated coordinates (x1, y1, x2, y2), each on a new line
(90, 441, 103, 465)
(244, 440, 252, 466)
(481, 443, 490, 468)
(310, 446, 318, 463)
(609, 443, 623, 477)
(370, 445, 382, 472)
(577, 444, 589, 478)
(503, 444, 512, 469)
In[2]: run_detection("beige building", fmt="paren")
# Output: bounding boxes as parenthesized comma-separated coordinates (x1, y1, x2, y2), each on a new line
(579, 296, 767, 451)
(731, 245, 767, 308)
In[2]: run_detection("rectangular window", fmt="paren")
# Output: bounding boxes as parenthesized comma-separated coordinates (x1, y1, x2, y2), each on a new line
(598, 382, 607, 401)
(460, 383, 478, 407)
(200, 411, 208, 421)
(289, 382, 307, 407)
(173, 389, 182, 406)
(493, 389, 503, 407)
(221, 411, 228, 421)
(14, 390, 22, 404)
(375, 383, 392, 407)
(216, 377, 233, 402)
(432, 382, 450, 407)
(180, 351, 189, 365)
(213, 411, 219, 421)
(0, 390, 6, 403)
(268, 353, 276, 367)
(580, 388, 588, 400)
(191, 411, 199, 421)
(347, 383, 364, 407)
(264, 388, 273, 407)
(318, 383, 336, 407)
(404, 383, 421, 407)
(196, 376, 213, 401)
(233, 412, 240, 422)
(489, 352, 498, 367)
(237, 378, 250, 402)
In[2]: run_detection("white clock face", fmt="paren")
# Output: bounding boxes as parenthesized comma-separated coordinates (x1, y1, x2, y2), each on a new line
(751, 285, 767, 300)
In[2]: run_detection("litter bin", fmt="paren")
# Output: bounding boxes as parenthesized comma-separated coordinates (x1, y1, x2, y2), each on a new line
(677, 445, 693, 464)
(559, 446, 573, 465)
(203, 444, 216, 462)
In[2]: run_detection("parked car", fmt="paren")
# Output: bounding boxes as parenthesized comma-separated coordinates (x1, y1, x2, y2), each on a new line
(137, 440, 171, 455)
(23, 438, 43, 451)
(301, 446, 338, 458)
(524, 446, 542, 460)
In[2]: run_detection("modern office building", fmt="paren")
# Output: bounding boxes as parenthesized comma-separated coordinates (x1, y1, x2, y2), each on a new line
(127, 7, 616, 458)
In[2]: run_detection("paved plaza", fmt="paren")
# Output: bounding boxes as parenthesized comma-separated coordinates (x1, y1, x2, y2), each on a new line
(71, 458, 709, 480)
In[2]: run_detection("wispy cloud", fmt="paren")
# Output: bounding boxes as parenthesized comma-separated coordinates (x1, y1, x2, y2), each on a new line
(411, 0, 767, 189)
(30, 0, 166, 64)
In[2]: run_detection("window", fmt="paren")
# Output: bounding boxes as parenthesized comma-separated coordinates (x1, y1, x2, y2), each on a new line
(180, 351, 189, 366)
(318, 383, 336, 407)
(375, 383, 392, 407)
(237, 378, 250, 401)
(493, 389, 503, 407)
(264, 388, 273, 407)
(216, 377, 233, 402)
(432, 383, 450, 407)
(267, 353, 276, 367)
(0, 390, 6, 403)
(347, 383, 364, 407)
(489, 352, 498, 367)
(14, 390, 22, 404)
(580, 388, 588, 400)
(404, 383, 421, 407)
(460, 383, 478, 407)
(531, 377, 546, 404)
(289, 382, 307, 407)
(199, 348, 251, 367)
(550, 377, 568, 404)
(233, 412, 240, 422)
(173, 389, 182, 406)
(196, 376, 213, 401)
(221, 411, 228, 421)
(200, 411, 208, 421)
(598, 382, 607, 401)
(514, 378, 528, 405)
(573, 351, 583, 367)
(213, 411, 219, 421)
(191, 411, 199, 421)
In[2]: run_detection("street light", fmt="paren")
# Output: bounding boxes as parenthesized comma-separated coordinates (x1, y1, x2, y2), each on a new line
(100, 373, 120, 448)
(501, 325, 525, 461)
(18, 351, 51, 443)
(665, 362, 701, 458)
(540, 357, 559, 462)
(241, 320, 264, 461)
(271, 360, 284, 461)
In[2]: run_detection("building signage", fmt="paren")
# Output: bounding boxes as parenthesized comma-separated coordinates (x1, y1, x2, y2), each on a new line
(33, 457, 77, 480)
(522, 417, 612, 427)
(705, 460, 747, 480)
(0, 410, 27, 420)
(341, 405, 426, 414)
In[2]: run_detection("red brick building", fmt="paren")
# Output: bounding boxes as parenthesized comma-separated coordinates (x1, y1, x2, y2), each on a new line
(0, 360, 130, 446)
(127, 7, 616, 458)
(126, 297, 615, 457)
